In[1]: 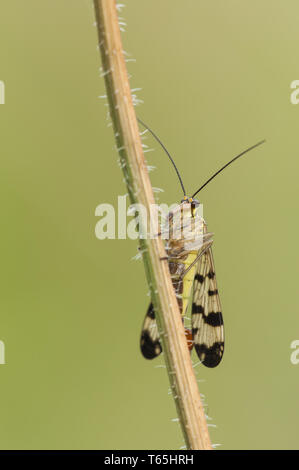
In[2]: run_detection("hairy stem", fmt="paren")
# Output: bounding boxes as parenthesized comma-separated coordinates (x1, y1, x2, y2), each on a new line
(93, 0, 212, 450)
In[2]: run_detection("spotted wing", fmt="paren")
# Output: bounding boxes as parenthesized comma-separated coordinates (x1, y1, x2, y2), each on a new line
(191, 247, 224, 367)
(140, 303, 162, 359)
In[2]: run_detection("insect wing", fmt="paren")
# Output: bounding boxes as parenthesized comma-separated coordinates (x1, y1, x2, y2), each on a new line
(140, 303, 162, 359)
(192, 247, 224, 367)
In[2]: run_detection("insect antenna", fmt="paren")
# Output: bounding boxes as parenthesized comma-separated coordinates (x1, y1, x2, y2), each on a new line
(191, 139, 266, 198)
(137, 117, 186, 196)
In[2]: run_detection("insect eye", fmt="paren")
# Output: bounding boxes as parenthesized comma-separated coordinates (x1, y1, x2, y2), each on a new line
(191, 199, 200, 207)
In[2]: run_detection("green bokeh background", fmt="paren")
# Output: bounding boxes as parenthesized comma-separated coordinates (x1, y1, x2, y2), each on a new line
(0, 0, 298, 450)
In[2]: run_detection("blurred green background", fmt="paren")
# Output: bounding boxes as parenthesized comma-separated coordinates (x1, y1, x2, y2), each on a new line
(0, 0, 298, 450)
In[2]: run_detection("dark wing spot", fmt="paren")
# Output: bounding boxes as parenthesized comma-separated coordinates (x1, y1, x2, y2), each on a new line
(195, 273, 205, 283)
(140, 330, 162, 360)
(195, 342, 224, 368)
(147, 303, 155, 319)
(192, 327, 198, 336)
(208, 289, 218, 296)
(204, 311, 223, 326)
(192, 303, 204, 314)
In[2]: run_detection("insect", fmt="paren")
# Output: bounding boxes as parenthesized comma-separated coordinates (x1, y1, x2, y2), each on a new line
(138, 118, 265, 367)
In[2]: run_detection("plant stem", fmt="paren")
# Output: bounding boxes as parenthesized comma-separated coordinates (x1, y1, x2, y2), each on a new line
(93, 0, 212, 450)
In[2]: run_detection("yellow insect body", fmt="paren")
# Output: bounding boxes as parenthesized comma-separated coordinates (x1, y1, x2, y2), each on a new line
(181, 251, 198, 317)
